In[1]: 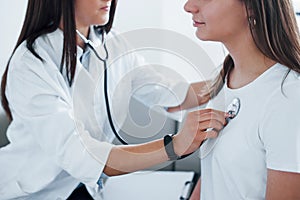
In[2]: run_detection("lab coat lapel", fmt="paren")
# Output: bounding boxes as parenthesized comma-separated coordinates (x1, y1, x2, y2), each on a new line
(73, 65, 108, 141)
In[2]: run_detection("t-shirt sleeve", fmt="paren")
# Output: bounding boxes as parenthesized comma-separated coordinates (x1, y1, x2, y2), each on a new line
(259, 82, 300, 173)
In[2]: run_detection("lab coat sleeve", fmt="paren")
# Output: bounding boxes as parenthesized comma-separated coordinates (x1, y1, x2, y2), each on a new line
(108, 29, 190, 109)
(6, 57, 114, 187)
(259, 82, 300, 173)
(129, 53, 190, 108)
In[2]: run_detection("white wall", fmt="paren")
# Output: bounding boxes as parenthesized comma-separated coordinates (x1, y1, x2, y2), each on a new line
(0, 0, 225, 80)
(0, 1, 27, 114)
(0, 0, 27, 76)
(294, 0, 300, 26)
(114, 0, 226, 81)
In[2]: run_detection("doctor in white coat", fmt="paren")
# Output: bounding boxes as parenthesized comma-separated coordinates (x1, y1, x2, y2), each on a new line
(0, 0, 227, 199)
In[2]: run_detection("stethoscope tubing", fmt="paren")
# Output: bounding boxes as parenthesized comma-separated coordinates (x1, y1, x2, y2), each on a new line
(101, 45, 129, 145)
(77, 29, 128, 145)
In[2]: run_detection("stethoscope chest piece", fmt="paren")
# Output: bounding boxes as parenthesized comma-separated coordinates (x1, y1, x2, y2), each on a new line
(226, 97, 241, 122)
(200, 97, 241, 159)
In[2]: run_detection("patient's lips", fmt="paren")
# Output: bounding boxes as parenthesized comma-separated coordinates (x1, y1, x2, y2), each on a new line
(192, 18, 205, 27)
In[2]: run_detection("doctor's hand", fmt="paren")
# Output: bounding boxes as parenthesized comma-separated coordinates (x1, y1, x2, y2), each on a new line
(172, 109, 227, 157)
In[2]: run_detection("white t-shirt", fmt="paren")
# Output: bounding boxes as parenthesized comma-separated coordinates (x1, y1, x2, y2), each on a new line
(200, 63, 300, 200)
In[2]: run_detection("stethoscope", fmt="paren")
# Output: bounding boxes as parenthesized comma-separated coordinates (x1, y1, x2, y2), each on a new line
(76, 29, 129, 145)
(76, 29, 242, 149)
(200, 97, 241, 159)
(225, 98, 240, 123)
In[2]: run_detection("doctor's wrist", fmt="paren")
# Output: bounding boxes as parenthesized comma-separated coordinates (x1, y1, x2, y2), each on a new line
(163, 134, 196, 161)
(171, 134, 185, 158)
(164, 134, 180, 160)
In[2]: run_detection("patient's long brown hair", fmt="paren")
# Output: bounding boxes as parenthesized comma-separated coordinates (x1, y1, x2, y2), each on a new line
(1, 0, 117, 120)
(209, 0, 300, 98)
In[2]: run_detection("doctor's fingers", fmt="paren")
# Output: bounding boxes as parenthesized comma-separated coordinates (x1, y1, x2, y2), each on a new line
(198, 129, 219, 140)
(192, 109, 227, 125)
(197, 119, 225, 132)
(194, 108, 228, 123)
(183, 111, 225, 136)
(198, 112, 227, 127)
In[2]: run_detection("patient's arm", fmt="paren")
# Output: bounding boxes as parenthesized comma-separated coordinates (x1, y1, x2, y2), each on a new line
(190, 178, 201, 200)
(265, 169, 300, 200)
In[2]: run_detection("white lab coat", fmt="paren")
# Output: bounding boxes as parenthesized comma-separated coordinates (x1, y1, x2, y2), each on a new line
(0, 27, 189, 199)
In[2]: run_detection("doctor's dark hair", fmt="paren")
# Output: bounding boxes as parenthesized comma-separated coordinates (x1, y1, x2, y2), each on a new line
(1, 0, 117, 120)
(208, 0, 300, 98)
